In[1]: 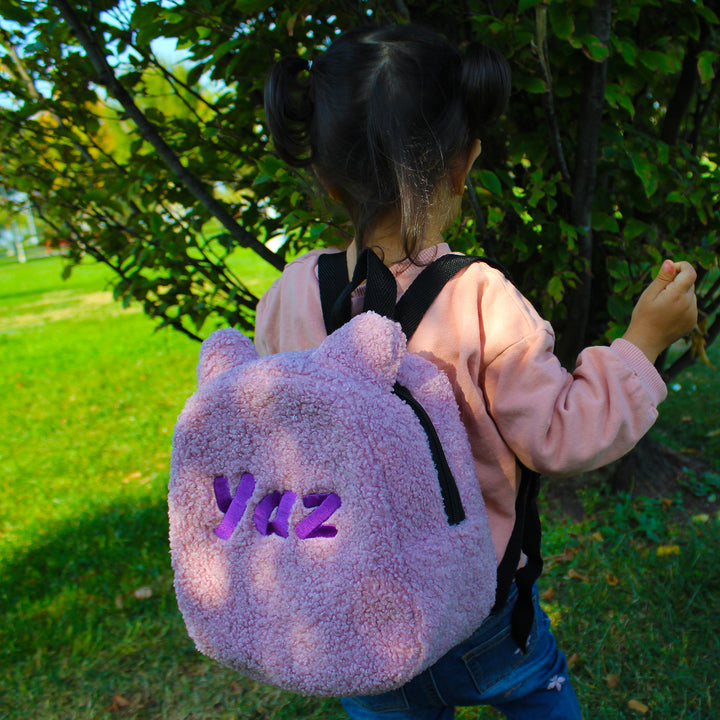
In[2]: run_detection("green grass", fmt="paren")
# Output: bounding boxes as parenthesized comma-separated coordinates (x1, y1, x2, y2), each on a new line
(1, 251, 719, 719)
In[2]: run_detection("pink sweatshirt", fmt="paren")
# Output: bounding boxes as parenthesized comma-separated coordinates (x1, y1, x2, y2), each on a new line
(255, 243, 667, 562)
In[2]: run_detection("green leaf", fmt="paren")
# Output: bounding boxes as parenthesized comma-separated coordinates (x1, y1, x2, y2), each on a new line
(605, 83, 634, 117)
(612, 37, 638, 67)
(135, 22, 160, 47)
(696, 4, 720, 25)
(639, 49, 680, 74)
(581, 34, 609, 62)
(161, 11, 185, 24)
(476, 170, 502, 196)
(516, 77, 547, 94)
(518, 0, 544, 12)
(549, 4, 574, 40)
(624, 219, 648, 240)
(630, 152, 659, 198)
(697, 51, 717, 85)
(667, 190, 689, 206)
(679, 11, 701, 41)
(591, 211, 619, 233)
(547, 274, 564, 303)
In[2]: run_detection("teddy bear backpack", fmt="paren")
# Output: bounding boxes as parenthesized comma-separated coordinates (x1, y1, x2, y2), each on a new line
(169, 249, 541, 697)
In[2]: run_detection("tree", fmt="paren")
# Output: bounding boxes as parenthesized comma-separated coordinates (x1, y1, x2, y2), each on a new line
(1, 0, 719, 480)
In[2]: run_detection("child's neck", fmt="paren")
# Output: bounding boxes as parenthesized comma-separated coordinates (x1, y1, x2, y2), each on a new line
(346, 203, 453, 275)
(345, 233, 443, 278)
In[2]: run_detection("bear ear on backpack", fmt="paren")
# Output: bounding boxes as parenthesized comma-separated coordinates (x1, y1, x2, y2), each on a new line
(313, 312, 406, 389)
(197, 328, 258, 387)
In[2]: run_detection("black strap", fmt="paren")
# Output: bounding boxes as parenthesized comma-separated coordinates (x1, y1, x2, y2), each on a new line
(492, 467, 543, 651)
(318, 250, 484, 340)
(394, 255, 482, 339)
(318, 249, 399, 335)
(317, 252, 350, 335)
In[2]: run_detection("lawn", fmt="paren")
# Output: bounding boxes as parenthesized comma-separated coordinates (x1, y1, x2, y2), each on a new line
(1, 250, 718, 719)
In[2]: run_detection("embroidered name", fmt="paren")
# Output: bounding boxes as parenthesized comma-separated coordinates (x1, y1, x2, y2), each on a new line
(212, 474, 341, 541)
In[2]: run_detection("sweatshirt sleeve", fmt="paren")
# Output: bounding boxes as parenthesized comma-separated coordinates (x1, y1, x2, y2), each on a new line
(254, 250, 329, 355)
(481, 280, 667, 477)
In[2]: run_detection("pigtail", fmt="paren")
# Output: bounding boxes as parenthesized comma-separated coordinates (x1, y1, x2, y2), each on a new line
(264, 56, 314, 167)
(460, 43, 511, 132)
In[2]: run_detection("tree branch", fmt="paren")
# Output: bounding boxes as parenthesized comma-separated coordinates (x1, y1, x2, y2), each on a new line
(37, 206, 204, 342)
(51, 0, 285, 272)
(661, 21, 709, 146)
(556, 0, 612, 367)
(691, 61, 720, 153)
(535, 6, 571, 186)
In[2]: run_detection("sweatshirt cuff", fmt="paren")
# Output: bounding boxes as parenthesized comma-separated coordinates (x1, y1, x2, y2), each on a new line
(610, 338, 668, 405)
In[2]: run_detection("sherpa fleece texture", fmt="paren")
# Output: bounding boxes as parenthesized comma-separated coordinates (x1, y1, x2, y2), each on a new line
(169, 312, 496, 697)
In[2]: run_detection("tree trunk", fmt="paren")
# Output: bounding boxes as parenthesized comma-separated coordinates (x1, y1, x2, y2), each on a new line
(555, 0, 612, 368)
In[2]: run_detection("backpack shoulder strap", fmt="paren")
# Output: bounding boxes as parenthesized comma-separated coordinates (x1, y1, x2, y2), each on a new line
(317, 251, 350, 335)
(394, 254, 483, 340)
(318, 249, 398, 335)
(318, 250, 498, 340)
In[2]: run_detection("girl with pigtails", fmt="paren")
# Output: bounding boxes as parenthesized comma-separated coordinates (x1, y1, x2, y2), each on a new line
(258, 24, 697, 720)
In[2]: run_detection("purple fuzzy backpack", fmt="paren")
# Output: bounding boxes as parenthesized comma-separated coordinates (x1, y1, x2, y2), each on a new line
(169, 251, 499, 697)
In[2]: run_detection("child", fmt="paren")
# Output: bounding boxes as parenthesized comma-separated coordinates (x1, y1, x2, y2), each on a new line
(258, 24, 697, 720)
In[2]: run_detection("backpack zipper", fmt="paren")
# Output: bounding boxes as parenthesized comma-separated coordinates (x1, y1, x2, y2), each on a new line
(393, 382, 466, 525)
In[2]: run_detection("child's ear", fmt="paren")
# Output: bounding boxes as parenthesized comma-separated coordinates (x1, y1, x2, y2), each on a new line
(451, 139, 483, 195)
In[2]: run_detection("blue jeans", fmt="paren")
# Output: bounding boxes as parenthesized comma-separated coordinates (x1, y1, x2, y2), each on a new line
(341, 585, 582, 720)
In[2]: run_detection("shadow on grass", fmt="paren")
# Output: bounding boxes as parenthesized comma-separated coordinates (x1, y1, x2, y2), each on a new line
(0, 498, 340, 720)
(6, 491, 717, 719)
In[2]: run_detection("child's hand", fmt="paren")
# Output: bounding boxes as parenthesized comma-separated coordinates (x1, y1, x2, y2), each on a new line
(622, 259, 698, 364)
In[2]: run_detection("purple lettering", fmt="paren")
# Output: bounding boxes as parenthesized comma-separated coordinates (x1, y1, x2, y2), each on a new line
(295, 493, 342, 539)
(214, 473, 256, 540)
(213, 475, 341, 541)
(254, 490, 298, 538)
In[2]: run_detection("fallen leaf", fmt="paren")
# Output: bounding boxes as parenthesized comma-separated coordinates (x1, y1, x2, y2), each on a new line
(657, 545, 680, 557)
(566, 569, 587, 581)
(133, 586, 153, 599)
(114, 595, 124, 610)
(692, 513, 710, 524)
(541, 587, 556, 601)
(549, 548, 575, 563)
(109, 694, 132, 711)
(567, 652, 579, 669)
(121, 471, 142, 484)
(605, 673, 620, 689)
(591, 531, 604, 542)
(606, 573, 619, 586)
(628, 699, 649, 714)
(661, 497, 674, 509)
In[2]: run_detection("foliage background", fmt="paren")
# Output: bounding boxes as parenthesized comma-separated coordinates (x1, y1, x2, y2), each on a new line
(0, 0, 718, 372)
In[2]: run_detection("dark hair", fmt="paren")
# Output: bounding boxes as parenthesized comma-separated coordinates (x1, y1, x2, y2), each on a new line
(264, 24, 510, 260)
